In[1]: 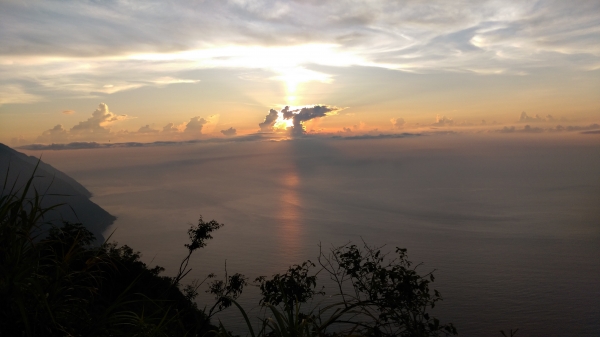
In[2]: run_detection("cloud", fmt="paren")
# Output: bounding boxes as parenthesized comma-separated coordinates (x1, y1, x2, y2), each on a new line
(497, 126, 516, 133)
(0, 85, 41, 105)
(552, 124, 600, 132)
(162, 123, 181, 133)
(495, 123, 600, 134)
(183, 116, 208, 137)
(221, 127, 237, 136)
(496, 125, 545, 133)
(518, 112, 546, 123)
(36, 124, 69, 143)
(137, 125, 159, 134)
(332, 133, 421, 140)
(281, 106, 294, 120)
(521, 125, 544, 133)
(288, 105, 337, 136)
(62, 110, 75, 115)
(432, 115, 454, 126)
(3, 1, 599, 103)
(70, 103, 132, 136)
(390, 118, 405, 129)
(18, 134, 272, 151)
(259, 109, 280, 132)
(10, 136, 30, 146)
(32, 103, 133, 143)
(31, 103, 223, 144)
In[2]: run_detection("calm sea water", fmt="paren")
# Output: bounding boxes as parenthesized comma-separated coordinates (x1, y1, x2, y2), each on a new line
(25, 133, 600, 336)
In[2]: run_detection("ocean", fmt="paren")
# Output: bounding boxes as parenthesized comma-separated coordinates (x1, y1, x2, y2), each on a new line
(23, 132, 600, 336)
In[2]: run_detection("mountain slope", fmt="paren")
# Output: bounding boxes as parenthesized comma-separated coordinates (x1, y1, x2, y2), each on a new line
(0, 143, 115, 242)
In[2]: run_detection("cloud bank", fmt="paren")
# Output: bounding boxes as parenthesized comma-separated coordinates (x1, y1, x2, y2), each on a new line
(34, 103, 220, 144)
(36, 103, 132, 143)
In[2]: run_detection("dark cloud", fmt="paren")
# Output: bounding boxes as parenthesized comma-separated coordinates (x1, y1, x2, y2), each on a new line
(221, 127, 237, 136)
(18, 134, 271, 151)
(552, 124, 600, 132)
(497, 126, 516, 133)
(332, 133, 421, 140)
(259, 109, 279, 132)
(495, 125, 544, 133)
(261, 105, 339, 136)
(496, 123, 600, 134)
(281, 106, 294, 120)
(289, 105, 335, 136)
(522, 125, 544, 133)
(22, 142, 105, 151)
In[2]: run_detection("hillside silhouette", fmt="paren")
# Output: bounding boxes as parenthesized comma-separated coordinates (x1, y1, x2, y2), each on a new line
(0, 143, 115, 241)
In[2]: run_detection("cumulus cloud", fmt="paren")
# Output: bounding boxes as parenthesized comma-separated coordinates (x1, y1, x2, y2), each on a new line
(31, 102, 224, 144)
(258, 105, 339, 135)
(518, 112, 546, 123)
(390, 118, 405, 129)
(183, 116, 208, 137)
(221, 127, 237, 136)
(10, 136, 30, 146)
(289, 105, 336, 135)
(70, 103, 132, 136)
(259, 109, 280, 132)
(162, 123, 181, 133)
(36, 124, 69, 143)
(432, 115, 454, 126)
(281, 106, 294, 120)
(32, 103, 133, 143)
(137, 125, 159, 134)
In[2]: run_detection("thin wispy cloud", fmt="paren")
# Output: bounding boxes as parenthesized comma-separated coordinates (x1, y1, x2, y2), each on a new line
(1, 0, 599, 100)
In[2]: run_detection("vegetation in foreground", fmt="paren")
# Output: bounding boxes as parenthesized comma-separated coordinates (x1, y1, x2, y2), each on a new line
(0, 167, 459, 336)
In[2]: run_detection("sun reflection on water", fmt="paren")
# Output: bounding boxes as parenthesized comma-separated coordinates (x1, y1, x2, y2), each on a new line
(277, 168, 303, 260)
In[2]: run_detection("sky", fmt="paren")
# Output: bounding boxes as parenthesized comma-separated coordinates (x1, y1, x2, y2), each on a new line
(1, 0, 599, 145)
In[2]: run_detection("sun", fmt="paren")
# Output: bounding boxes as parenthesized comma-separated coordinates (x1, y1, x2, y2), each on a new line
(273, 112, 294, 130)
(273, 66, 332, 105)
